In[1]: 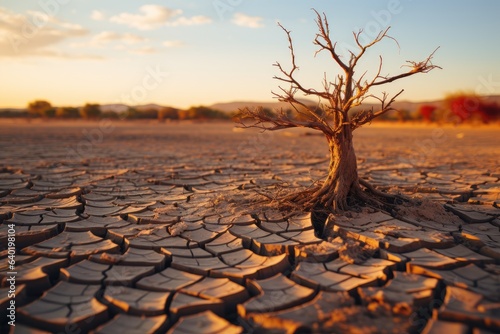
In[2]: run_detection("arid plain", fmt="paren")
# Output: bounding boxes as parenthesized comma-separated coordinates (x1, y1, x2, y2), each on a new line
(1, 120, 499, 333)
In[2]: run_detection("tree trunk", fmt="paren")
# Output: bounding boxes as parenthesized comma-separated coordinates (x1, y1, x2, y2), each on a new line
(311, 125, 360, 211)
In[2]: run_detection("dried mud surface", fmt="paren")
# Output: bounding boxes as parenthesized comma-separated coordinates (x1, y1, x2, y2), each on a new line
(1, 120, 499, 333)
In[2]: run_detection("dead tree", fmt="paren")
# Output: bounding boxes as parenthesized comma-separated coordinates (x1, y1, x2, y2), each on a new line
(237, 10, 440, 213)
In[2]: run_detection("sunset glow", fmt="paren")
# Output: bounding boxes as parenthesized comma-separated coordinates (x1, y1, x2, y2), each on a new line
(1, 0, 499, 109)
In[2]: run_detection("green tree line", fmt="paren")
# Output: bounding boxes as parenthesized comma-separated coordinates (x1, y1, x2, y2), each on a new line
(0, 100, 232, 121)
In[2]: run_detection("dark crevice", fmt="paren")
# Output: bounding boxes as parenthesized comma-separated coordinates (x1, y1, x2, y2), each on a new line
(410, 280, 448, 334)
(311, 207, 329, 239)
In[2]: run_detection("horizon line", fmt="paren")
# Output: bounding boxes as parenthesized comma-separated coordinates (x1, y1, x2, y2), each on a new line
(2, 93, 500, 110)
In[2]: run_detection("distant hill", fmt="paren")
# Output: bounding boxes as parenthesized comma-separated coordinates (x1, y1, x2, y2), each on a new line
(350, 100, 446, 114)
(209, 99, 317, 113)
(209, 99, 421, 114)
(210, 95, 500, 114)
(99, 103, 165, 113)
(479, 95, 500, 104)
(134, 104, 165, 112)
(355, 95, 500, 114)
(99, 104, 128, 113)
(2, 95, 499, 116)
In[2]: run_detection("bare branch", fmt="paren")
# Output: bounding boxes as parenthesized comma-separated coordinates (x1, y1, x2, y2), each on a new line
(235, 107, 332, 134)
(312, 9, 349, 71)
(350, 27, 393, 68)
(273, 23, 332, 101)
(372, 47, 441, 86)
(372, 89, 405, 118)
(242, 10, 439, 136)
(350, 89, 405, 130)
(344, 56, 384, 111)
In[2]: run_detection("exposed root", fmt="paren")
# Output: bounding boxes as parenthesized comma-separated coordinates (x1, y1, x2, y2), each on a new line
(280, 178, 409, 216)
(224, 176, 413, 241)
(358, 179, 408, 205)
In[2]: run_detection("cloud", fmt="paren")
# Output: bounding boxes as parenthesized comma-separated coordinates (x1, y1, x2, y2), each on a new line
(92, 31, 120, 45)
(109, 4, 212, 30)
(31, 50, 104, 60)
(163, 40, 184, 48)
(110, 5, 180, 30)
(91, 10, 105, 21)
(122, 33, 147, 44)
(167, 15, 212, 27)
(231, 13, 264, 28)
(130, 46, 157, 55)
(91, 31, 147, 45)
(0, 7, 93, 58)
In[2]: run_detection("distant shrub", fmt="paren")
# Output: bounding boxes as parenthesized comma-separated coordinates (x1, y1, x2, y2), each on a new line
(56, 107, 80, 118)
(124, 107, 139, 119)
(445, 93, 500, 123)
(139, 108, 159, 119)
(101, 111, 120, 119)
(27, 100, 53, 118)
(0, 109, 29, 118)
(418, 105, 437, 122)
(158, 107, 179, 121)
(478, 102, 500, 123)
(372, 108, 410, 122)
(179, 106, 229, 120)
(80, 103, 102, 119)
(124, 108, 159, 119)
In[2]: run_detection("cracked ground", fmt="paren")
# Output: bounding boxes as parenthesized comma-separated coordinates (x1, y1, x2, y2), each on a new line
(1, 121, 499, 333)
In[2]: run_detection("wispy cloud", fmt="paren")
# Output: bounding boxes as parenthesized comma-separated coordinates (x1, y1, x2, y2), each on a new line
(109, 4, 211, 30)
(90, 10, 105, 21)
(231, 13, 264, 28)
(31, 50, 104, 60)
(0, 7, 96, 59)
(130, 46, 157, 55)
(168, 15, 212, 27)
(163, 40, 184, 48)
(91, 31, 147, 45)
(110, 5, 180, 30)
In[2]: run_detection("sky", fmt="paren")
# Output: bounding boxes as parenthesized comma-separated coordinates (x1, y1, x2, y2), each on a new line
(1, 0, 500, 109)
